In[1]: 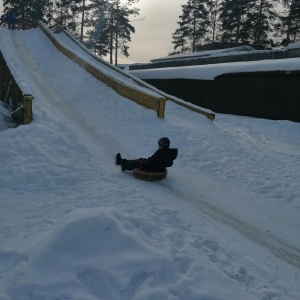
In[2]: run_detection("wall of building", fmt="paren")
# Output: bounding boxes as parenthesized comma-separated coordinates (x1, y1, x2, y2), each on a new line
(143, 72, 300, 122)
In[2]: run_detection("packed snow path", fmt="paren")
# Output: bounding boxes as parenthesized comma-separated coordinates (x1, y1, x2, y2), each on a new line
(1, 27, 300, 299)
(163, 182, 300, 269)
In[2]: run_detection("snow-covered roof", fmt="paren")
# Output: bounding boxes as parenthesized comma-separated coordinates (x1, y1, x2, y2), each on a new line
(151, 45, 259, 63)
(130, 56, 300, 81)
(127, 43, 300, 73)
(150, 43, 300, 64)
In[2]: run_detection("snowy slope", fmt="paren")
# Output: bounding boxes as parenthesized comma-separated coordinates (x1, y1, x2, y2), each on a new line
(0, 27, 300, 300)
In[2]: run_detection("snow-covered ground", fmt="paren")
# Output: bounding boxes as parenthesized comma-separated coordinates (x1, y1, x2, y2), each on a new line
(0, 27, 300, 300)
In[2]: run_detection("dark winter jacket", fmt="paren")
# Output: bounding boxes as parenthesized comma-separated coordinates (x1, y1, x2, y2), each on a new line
(141, 147, 178, 172)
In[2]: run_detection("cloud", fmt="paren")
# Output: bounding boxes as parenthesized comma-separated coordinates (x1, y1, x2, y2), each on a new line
(116, 0, 185, 63)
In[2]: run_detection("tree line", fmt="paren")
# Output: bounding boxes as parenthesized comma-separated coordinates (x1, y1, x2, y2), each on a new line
(2, 0, 300, 64)
(172, 0, 300, 54)
(0, 0, 140, 65)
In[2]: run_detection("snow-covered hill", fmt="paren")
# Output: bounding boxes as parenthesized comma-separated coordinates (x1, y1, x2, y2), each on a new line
(0, 27, 299, 300)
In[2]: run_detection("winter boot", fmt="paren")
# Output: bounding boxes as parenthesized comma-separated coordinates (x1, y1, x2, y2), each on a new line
(121, 162, 127, 171)
(115, 153, 122, 165)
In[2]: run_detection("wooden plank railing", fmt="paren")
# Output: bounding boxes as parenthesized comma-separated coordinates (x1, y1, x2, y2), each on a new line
(38, 21, 166, 118)
(61, 28, 215, 121)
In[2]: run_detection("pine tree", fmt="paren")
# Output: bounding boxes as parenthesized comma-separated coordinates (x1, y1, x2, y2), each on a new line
(278, 0, 300, 46)
(85, 0, 110, 57)
(108, 0, 139, 65)
(114, 0, 138, 64)
(171, 25, 191, 54)
(172, 2, 194, 53)
(219, 0, 255, 45)
(219, 0, 279, 48)
(84, 0, 139, 64)
(172, 0, 210, 53)
(1, 0, 51, 29)
(64, 0, 93, 41)
(249, 0, 279, 48)
(50, 0, 82, 30)
(289, 0, 300, 42)
(207, 0, 221, 43)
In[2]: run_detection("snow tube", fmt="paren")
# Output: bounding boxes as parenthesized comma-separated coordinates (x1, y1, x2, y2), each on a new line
(132, 168, 167, 181)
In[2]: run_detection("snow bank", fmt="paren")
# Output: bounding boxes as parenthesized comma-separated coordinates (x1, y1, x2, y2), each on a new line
(5, 207, 258, 300)
(0, 112, 8, 131)
(7, 208, 173, 300)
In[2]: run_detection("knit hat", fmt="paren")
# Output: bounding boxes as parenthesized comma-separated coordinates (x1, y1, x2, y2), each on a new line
(158, 137, 170, 148)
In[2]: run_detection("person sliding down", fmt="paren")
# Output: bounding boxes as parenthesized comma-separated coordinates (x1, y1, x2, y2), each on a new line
(115, 137, 178, 172)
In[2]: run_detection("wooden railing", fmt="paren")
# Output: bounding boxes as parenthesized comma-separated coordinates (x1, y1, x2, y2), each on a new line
(0, 51, 34, 125)
(38, 21, 166, 118)
(61, 27, 215, 121)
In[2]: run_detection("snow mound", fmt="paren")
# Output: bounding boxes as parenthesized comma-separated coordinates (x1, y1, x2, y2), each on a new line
(7, 208, 173, 299)
(5, 208, 241, 300)
(0, 104, 15, 131)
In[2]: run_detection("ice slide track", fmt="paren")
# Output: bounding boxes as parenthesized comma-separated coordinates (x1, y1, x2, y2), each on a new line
(161, 182, 300, 269)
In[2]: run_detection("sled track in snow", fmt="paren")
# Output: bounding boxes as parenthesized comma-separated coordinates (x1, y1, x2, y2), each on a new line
(162, 183, 300, 269)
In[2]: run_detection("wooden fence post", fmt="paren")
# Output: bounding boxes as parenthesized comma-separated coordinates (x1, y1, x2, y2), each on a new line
(158, 99, 166, 118)
(23, 94, 34, 124)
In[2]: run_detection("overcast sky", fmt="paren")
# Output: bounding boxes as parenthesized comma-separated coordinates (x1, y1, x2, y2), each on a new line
(0, 0, 187, 64)
(118, 0, 186, 64)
